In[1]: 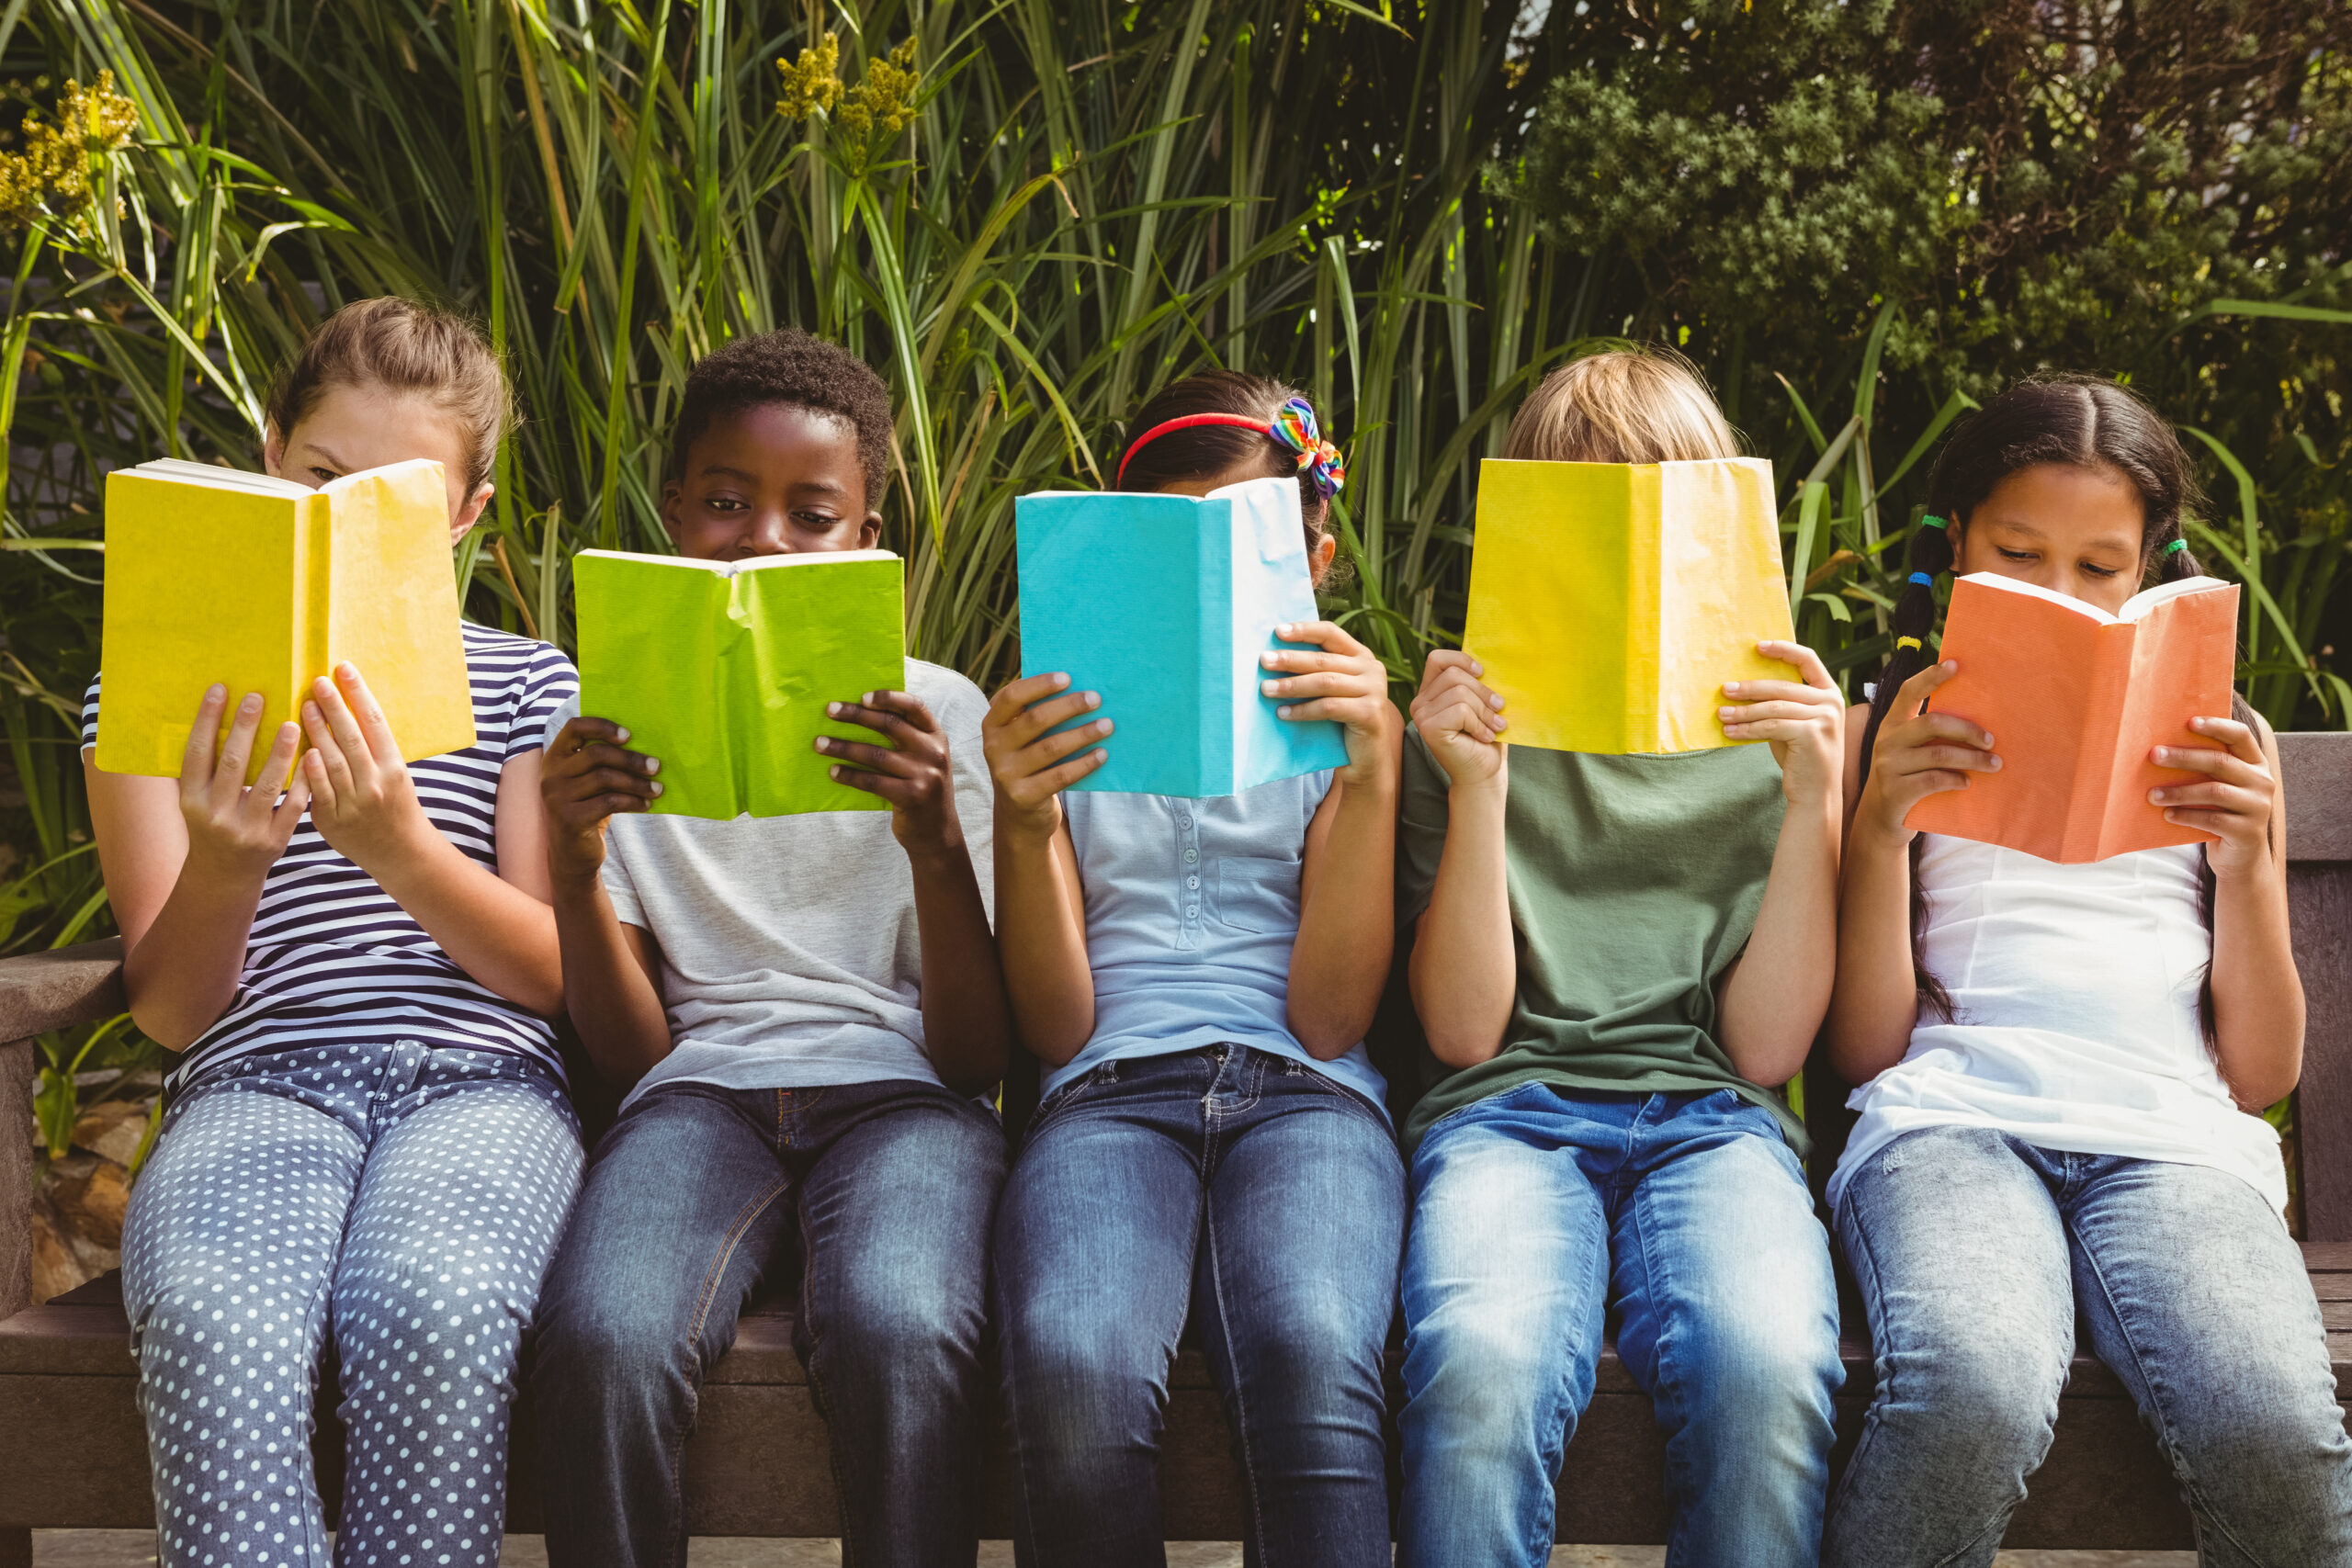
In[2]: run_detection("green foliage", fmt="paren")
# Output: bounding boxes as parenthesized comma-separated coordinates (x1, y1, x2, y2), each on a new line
(1510, 0, 2352, 724)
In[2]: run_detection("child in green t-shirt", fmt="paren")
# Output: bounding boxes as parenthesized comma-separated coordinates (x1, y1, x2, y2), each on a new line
(1394, 348, 1846, 1567)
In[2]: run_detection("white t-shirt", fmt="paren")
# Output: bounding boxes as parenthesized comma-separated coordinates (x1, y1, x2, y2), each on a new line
(1829, 833, 2288, 1216)
(547, 659, 994, 1108)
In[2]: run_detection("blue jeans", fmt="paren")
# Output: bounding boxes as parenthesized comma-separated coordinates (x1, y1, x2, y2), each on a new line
(1824, 1123, 2352, 1568)
(1397, 1084, 1841, 1568)
(993, 1044, 1405, 1568)
(120, 1041, 582, 1568)
(530, 1078, 1006, 1568)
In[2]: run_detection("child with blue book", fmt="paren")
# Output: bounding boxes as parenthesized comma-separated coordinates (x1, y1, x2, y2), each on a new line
(85, 297, 582, 1568)
(526, 329, 1012, 1568)
(985, 371, 1404, 1567)
(1821, 377, 2352, 1564)
(1394, 349, 1848, 1567)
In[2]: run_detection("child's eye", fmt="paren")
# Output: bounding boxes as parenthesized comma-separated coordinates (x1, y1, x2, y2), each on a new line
(308, 467, 341, 484)
(2080, 561, 2120, 579)
(793, 510, 843, 529)
(705, 496, 748, 513)
(1996, 547, 2036, 563)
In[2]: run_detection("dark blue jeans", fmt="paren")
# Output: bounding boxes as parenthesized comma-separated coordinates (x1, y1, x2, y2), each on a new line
(993, 1044, 1407, 1568)
(531, 1078, 1006, 1568)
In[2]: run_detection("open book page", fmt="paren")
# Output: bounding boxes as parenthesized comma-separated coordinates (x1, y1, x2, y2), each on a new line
(1214, 477, 1348, 794)
(2097, 580, 2241, 860)
(128, 457, 311, 496)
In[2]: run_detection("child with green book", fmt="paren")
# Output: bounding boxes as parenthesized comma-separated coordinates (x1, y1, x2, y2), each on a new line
(527, 328, 1013, 1568)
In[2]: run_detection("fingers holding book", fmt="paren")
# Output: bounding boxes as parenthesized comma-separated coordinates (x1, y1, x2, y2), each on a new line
(1858, 660, 2002, 844)
(2151, 716, 2276, 875)
(1262, 620, 1400, 787)
(984, 672, 1113, 829)
(1409, 649, 1507, 791)
(176, 684, 311, 878)
(542, 715, 663, 883)
(818, 692, 967, 856)
(297, 664, 435, 876)
(1721, 639, 1844, 807)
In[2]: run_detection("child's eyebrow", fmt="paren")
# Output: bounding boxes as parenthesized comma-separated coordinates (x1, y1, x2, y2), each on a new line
(302, 442, 353, 473)
(697, 463, 761, 483)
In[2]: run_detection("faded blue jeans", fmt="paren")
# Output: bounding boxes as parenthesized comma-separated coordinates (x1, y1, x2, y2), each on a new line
(530, 1078, 1006, 1568)
(1397, 1084, 1841, 1568)
(1825, 1123, 2352, 1568)
(993, 1044, 1406, 1568)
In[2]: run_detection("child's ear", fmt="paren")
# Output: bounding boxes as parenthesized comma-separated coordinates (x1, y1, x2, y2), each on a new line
(658, 479, 685, 543)
(450, 482, 493, 545)
(858, 509, 883, 550)
(262, 424, 286, 479)
(1308, 531, 1339, 587)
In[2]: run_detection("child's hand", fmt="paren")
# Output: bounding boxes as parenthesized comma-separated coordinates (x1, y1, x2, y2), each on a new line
(298, 664, 437, 878)
(1720, 640, 1844, 809)
(983, 672, 1111, 840)
(1408, 649, 1507, 791)
(177, 684, 311, 880)
(1261, 620, 1401, 787)
(540, 716, 662, 886)
(816, 692, 968, 861)
(1854, 660, 2000, 845)
(2152, 716, 2277, 880)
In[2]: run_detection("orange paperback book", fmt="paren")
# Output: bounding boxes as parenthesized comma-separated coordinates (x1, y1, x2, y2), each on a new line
(1908, 572, 2241, 863)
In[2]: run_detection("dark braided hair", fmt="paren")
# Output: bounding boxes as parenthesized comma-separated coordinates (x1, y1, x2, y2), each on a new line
(1860, 374, 2234, 1030)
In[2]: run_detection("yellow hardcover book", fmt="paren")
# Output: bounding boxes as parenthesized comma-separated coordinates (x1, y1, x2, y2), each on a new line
(96, 457, 474, 782)
(1462, 457, 1794, 754)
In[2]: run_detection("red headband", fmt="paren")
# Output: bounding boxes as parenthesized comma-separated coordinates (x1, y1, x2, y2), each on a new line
(1114, 412, 1272, 487)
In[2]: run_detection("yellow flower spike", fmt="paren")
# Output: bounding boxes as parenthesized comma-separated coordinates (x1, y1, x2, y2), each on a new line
(775, 32, 843, 122)
(0, 70, 140, 231)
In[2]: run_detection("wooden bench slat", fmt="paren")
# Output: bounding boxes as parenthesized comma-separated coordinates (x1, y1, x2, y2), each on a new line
(0, 939, 125, 1044)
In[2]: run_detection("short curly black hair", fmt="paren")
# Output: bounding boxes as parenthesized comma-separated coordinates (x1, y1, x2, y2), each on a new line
(667, 327, 893, 506)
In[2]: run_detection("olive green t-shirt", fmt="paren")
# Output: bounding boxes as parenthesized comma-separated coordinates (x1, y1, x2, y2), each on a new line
(1396, 727, 1806, 1156)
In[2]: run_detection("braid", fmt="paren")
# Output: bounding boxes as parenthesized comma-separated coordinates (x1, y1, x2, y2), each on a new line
(2152, 515, 2203, 584)
(1856, 511, 1955, 791)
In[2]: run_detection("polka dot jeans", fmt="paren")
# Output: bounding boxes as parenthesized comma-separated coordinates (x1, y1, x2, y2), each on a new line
(119, 1041, 583, 1568)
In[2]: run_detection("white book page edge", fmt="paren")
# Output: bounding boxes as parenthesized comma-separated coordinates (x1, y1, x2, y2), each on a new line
(1951, 570, 2120, 625)
(125, 458, 309, 497)
(2118, 574, 2230, 622)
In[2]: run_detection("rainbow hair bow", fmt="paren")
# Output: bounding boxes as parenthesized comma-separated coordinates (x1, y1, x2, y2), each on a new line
(1270, 398, 1347, 499)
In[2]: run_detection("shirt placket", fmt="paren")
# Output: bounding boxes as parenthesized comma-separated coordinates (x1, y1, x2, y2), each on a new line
(1177, 801, 1203, 952)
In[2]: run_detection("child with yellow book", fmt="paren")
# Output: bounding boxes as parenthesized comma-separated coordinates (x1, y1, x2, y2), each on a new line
(1395, 349, 1847, 1566)
(82, 299, 582, 1568)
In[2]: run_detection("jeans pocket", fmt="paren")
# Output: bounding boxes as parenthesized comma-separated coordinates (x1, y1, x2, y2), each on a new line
(1035, 1059, 1121, 1124)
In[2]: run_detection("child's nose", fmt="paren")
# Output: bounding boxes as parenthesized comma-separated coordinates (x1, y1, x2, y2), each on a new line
(742, 510, 793, 555)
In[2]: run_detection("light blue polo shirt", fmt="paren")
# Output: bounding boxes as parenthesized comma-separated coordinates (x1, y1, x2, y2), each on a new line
(1047, 772, 1389, 1116)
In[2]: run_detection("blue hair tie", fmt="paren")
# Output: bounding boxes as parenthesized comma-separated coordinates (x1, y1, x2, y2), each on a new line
(1909, 571, 1934, 586)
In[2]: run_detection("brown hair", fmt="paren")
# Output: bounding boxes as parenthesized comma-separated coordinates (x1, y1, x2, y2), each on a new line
(1116, 370, 1335, 562)
(1503, 348, 1740, 465)
(265, 297, 511, 491)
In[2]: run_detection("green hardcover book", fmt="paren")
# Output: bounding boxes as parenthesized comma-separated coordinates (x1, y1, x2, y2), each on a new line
(572, 548, 906, 818)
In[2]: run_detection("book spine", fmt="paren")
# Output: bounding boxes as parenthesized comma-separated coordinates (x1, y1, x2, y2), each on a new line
(1629, 464, 1662, 750)
(296, 490, 332, 731)
(1202, 502, 1231, 796)
(2070, 624, 2135, 862)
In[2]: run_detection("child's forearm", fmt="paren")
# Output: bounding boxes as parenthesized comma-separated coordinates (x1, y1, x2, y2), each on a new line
(2211, 859, 2303, 1111)
(551, 872, 673, 1088)
(1718, 793, 1839, 1086)
(908, 842, 1015, 1092)
(992, 807, 1096, 1066)
(1826, 822, 1921, 1083)
(121, 858, 269, 1051)
(371, 836, 565, 1016)
(1288, 775, 1397, 1060)
(1409, 773, 1514, 1068)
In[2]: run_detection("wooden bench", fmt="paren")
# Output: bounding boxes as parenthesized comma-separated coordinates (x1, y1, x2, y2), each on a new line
(5, 733, 2349, 1561)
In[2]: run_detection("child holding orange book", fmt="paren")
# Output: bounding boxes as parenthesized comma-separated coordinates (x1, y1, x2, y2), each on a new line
(84, 299, 582, 1568)
(1396, 349, 1847, 1567)
(1822, 376, 2352, 1564)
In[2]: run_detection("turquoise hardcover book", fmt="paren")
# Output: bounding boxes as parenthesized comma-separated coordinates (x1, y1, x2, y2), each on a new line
(1014, 476, 1349, 797)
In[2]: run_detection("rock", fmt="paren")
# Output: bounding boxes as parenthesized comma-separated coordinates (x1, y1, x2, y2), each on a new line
(71, 1099, 150, 1168)
(31, 1150, 127, 1302)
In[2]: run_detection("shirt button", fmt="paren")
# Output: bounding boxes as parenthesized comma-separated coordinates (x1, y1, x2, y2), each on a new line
(1185, 906, 1199, 919)
(1187, 875, 1199, 889)
(1178, 815, 1193, 829)
(1183, 848, 1198, 864)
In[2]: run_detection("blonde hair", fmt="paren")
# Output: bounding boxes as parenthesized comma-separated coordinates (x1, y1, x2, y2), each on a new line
(1502, 348, 1739, 464)
(265, 297, 512, 491)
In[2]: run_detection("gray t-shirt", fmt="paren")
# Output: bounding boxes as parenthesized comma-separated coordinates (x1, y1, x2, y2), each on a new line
(547, 659, 994, 1106)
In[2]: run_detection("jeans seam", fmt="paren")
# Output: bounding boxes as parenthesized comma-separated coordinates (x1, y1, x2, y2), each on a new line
(2072, 1213, 2269, 1566)
(1200, 1151, 1272, 1567)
